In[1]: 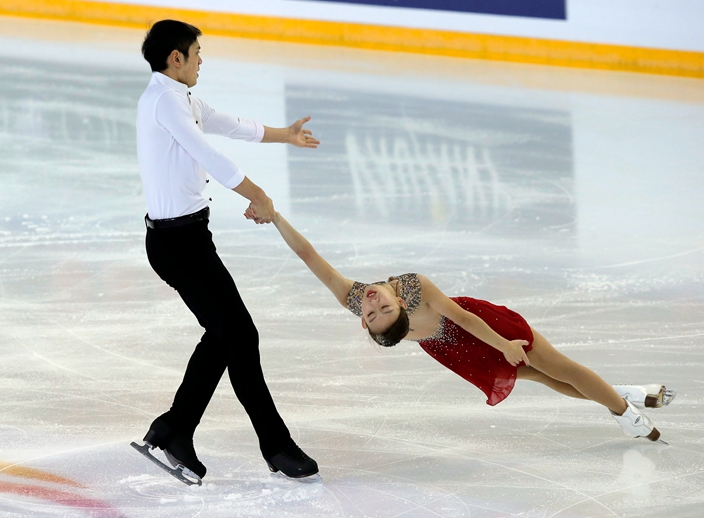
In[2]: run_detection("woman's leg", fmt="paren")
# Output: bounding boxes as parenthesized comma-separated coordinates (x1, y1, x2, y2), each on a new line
(516, 365, 588, 400)
(525, 327, 627, 415)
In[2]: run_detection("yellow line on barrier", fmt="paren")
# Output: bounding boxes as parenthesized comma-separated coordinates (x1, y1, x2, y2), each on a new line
(1, 0, 702, 78)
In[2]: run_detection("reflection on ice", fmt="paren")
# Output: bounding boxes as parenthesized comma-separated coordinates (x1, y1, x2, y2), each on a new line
(0, 57, 144, 155)
(287, 86, 575, 235)
(616, 446, 658, 505)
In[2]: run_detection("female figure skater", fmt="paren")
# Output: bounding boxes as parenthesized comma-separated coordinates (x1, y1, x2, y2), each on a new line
(255, 211, 675, 442)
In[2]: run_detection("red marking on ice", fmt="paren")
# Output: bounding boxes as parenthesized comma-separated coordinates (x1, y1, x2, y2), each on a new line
(0, 481, 127, 518)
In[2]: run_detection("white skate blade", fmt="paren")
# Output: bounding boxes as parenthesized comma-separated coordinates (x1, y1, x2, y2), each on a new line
(130, 441, 202, 486)
(661, 389, 676, 407)
(643, 385, 676, 408)
(613, 385, 676, 409)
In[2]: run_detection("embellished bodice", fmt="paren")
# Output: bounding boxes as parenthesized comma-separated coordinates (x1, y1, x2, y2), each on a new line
(345, 273, 444, 340)
(346, 273, 422, 317)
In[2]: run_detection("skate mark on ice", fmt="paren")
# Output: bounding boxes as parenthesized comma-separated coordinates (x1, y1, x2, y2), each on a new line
(355, 432, 621, 516)
(546, 466, 704, 518)
(23, 310, 183, 375)
(534, 405, 561, 436)
(124, 467, 326, 513)
(320, 468, 472, 517)
(121, 472, 208, 512)
(598, 331, 704, 344)
(22, 345, 99, 380)
(541, 288, 565, 319)
(0, 424, 28, 441)
(20, 387, 154, 417)
(588, 244, 704, 269)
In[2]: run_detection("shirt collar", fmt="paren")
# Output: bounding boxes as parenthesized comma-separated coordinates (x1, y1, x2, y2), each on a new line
(151, 71, 189, 96)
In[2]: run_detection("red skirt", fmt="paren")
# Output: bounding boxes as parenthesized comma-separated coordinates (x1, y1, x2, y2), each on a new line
(417, 297, 533, 406)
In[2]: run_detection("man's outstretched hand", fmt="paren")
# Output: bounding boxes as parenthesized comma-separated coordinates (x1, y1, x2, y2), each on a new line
(289, 116, 320, 148)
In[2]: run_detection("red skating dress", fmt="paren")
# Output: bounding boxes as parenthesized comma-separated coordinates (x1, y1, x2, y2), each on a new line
(346, 273, 534, 406)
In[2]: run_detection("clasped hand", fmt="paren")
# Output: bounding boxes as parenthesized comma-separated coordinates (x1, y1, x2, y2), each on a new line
(244, 200, 274, 224)
(502, 339, 531, 367)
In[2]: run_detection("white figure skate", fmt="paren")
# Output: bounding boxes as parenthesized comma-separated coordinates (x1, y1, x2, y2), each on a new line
(613, 384, 676, 409)
(611, 400, 660, 441)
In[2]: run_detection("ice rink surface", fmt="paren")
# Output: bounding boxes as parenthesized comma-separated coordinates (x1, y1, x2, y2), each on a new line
(1, 16, 703, 518)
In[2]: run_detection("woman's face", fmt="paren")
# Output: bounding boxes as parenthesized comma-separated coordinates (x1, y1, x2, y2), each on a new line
(360, 284, 406, 334)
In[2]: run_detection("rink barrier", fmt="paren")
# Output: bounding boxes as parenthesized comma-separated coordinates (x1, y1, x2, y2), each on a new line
(1, 0, 703, 78)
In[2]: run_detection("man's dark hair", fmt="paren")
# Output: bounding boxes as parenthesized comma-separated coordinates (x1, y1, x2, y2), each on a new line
(141, 20, 202, 72)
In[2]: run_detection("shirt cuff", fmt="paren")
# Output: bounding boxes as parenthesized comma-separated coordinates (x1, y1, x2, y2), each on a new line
(253, 121, 265, 143)
(221, 167, 245, 190)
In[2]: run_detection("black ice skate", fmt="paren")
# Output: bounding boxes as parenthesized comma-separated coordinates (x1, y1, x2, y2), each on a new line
(130, 440, 203, 486)
(130, 418, 206, 486)
(265, 443, 319, 479)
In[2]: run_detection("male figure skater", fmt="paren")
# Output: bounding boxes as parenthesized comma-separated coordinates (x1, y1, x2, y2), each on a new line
(133, 19, 320, 483)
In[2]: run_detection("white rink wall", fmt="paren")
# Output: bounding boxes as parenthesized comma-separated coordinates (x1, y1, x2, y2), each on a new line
(87, 0, 704, 51)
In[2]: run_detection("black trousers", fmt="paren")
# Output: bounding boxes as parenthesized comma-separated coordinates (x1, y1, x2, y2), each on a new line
(145, 218, 291, 457)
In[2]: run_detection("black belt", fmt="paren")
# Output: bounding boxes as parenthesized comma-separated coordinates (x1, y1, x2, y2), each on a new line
(145, 207, 210, 230)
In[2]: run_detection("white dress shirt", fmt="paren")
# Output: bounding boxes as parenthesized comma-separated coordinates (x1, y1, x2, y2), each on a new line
(136, 72, 264, 220)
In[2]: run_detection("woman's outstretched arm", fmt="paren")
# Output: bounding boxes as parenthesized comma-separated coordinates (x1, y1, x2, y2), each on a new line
(269, 212, 354, 307)
(418, 275, 530, 367)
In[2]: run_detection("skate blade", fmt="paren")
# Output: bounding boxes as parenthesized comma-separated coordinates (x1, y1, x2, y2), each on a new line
(646, 386, 676, 408)
(130, 442, 202, 486)
(163, 449, 204, 486)
(661, 389, 676, 407)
